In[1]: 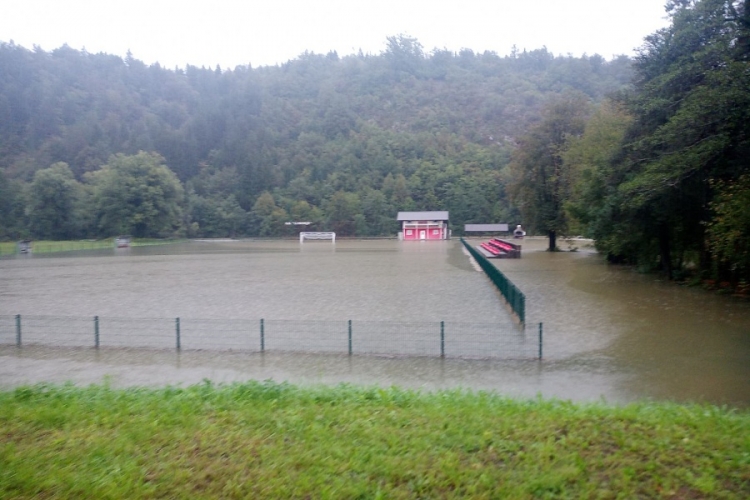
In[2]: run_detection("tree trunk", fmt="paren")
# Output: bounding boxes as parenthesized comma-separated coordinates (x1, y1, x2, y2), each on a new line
(658, 223, 672, 280)
(548, 230, 557, 252)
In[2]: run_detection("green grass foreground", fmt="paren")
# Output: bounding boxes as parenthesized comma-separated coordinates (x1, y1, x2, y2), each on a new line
(1, 382, 748, 499)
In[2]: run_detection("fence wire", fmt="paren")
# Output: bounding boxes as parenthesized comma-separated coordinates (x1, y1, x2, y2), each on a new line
(1, 315, 541, 360)
(0, 315, 17, 345)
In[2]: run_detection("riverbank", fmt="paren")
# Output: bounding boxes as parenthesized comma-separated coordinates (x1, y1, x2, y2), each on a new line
(1, 381, 747, 498)
(0, 238, 184, 256)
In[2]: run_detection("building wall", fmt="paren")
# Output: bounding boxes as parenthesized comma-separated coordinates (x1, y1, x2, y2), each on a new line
(401, 221, 446, 240)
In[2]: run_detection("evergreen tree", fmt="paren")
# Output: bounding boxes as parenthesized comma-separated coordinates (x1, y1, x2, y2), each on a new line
(597, 0, 750, 278)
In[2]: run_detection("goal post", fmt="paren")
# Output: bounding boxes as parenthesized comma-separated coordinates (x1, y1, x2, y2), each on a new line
(300, 232, 336, 243)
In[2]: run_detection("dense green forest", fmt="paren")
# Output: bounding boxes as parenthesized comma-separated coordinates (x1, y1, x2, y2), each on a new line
(1, 0, 749, 285)
(0, 33, 630, 240)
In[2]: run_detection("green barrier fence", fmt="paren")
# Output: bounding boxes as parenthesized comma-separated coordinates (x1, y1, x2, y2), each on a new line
(460, 238, 526, 326)
(1, 314, 543, 360)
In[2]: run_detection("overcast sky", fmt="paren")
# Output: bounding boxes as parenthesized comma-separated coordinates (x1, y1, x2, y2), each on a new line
(1, 0, 670, 69)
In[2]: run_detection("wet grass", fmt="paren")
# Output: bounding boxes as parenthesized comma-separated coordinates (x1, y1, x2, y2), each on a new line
(1, 381, 748, 499)
(0, 238, 183, 255)
(0, 240, 112, 255)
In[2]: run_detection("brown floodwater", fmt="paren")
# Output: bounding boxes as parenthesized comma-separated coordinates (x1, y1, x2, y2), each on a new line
(1, 238, 749, 407)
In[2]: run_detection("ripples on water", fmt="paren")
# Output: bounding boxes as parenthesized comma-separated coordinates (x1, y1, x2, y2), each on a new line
(2, 238, 750, 407)
(0, 240, 511, 323)
(495, 238, 750, 406)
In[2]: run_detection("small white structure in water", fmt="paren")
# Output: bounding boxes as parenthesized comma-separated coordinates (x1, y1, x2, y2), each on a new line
(300, 232, 336, 243)
(114, 236, 131, 248)
(17, 240, 32, 254)
(513, 225, 526, 239)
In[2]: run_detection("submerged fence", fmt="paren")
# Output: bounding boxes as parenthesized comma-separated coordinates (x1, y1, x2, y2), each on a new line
(1, 315, 543, 360)
(460, 238, 526, 325)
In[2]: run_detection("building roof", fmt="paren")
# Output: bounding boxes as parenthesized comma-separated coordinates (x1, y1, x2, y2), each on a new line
(397, 211, 449, 221)
(464, 224, 509, 232)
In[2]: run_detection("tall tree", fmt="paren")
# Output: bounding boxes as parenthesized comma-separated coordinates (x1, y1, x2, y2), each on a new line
(27, 162, 82, 239)
(87, 152, 184, 237)
(360, 188, 396, 236)
(189, 193, 248, 238)
(0, 171, 27, 239)
(249, 191, 290, 236)
(562, 100, 632, 241)
(509, 93, 591, 250)
(324, 191, 362, 236)
(706, 174, 750, 281)
(601, 0, 750, 278)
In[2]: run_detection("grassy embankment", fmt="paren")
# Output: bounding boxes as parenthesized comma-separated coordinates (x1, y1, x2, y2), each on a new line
(1, 381, 748, 498)
(0, 239, 183, 256)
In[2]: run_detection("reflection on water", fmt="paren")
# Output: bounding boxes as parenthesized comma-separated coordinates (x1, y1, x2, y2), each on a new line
(0, 346, 621, 403)
(494, 238, 750, 407)
(2, 238, 750, 407)
(0, 240, 513, 323)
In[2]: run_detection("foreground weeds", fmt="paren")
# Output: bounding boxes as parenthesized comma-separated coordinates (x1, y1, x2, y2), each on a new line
(1, 381, 748, 498)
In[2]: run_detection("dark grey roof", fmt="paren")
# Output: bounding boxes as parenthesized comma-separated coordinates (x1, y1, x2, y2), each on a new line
(464, 224, 509, 232)
(397, 211, 449, 221)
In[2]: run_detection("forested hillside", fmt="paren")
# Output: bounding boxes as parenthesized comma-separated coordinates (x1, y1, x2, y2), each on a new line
(510, 0, 750, 286)
(0, 35, 631, 239)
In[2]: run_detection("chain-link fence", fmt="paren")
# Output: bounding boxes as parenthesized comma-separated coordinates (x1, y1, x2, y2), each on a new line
(1, 315, 543, 360)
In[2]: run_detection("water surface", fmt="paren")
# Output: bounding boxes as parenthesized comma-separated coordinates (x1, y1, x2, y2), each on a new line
(2, 238, 749, 407)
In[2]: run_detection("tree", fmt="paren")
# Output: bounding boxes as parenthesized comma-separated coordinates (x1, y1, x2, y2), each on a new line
(27, 162, 82, 239)
(324, 191, 361, 236)
(596, 0, 750, 277)
(563, 101, 632, 240)
(87, 152, 184, 237)
(706, 175, 750, 282)
(250, 191, 289, 236)
(0, 171, 28, 239)
(289, 200, 324, 227)
(383, 34, 425, 77)
(361, 188, 396, 236)
(509, 93, 591, 250)
(189, 193, 248, 237)
(382, 173, 411, 206)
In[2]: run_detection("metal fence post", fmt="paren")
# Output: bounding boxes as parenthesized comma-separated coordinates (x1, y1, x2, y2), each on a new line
(348, 320, 352, 355)
(260, 318, 265, 352)
(538, 322, 543, 360)
(15, 314, 21, 347)
(175, 317, 181, 351)
(440, 321, 445, 358)
(94, 316, 99, 348)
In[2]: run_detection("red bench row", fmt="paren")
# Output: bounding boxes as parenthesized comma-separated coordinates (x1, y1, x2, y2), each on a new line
(480, 242, 504, 255)
(488, 239, 516, 252)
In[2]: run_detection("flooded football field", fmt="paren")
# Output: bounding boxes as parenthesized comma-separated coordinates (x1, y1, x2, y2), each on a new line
(2, 238, 750, 407)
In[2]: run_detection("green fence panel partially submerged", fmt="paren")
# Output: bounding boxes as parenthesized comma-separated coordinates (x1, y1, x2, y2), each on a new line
(460, 238, 525, 326)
